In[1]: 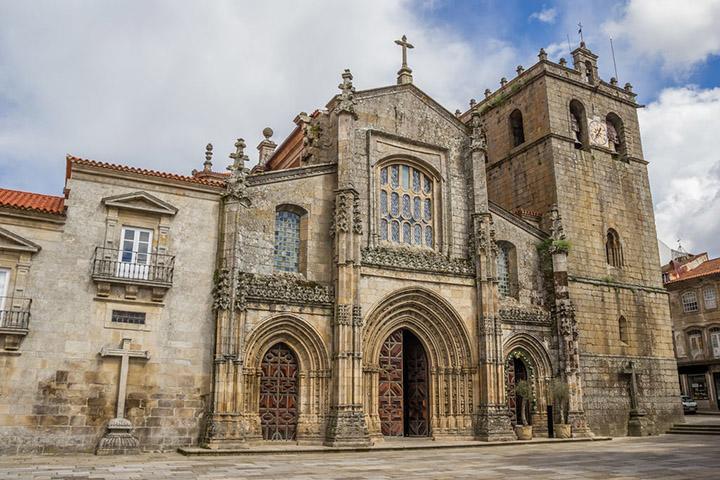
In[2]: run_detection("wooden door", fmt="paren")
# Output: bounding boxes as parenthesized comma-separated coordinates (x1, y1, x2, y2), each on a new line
(404, 331, 429, 436)
(259, 343, 298, 440)
(379, 330, 404, 436)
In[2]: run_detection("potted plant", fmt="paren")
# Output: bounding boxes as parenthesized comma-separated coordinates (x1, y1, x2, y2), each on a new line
(513, 380, 533, 440)
(551, 379, 572, 438)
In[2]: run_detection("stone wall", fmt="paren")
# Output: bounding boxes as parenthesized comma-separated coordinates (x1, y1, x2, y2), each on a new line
(0, 170, 219, 454)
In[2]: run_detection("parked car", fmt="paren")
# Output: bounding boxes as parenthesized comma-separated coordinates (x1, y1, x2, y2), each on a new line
(681, 395, 698, 414)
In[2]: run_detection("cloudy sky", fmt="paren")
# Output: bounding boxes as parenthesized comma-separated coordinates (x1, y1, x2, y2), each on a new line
(1, 0, 719, 256)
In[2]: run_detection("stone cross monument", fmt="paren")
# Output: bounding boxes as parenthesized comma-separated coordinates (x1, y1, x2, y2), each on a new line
(96, 338, 150, 455)
(394, 34, 414, 85)
(623, 361, 648, 436)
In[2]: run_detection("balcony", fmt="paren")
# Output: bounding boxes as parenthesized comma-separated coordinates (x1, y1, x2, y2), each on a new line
(91, 246, 175, 301)
(0, 297, 32, 351)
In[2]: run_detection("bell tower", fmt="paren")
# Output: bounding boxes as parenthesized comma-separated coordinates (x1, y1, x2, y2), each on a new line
(473, 42, 683, 436)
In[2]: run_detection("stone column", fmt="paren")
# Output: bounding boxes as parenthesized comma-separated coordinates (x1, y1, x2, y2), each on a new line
(467, 112, 514, 441)
(202, 139, 255, 449)
(549, 205, 592, 438)
(324, 70, 370, 447)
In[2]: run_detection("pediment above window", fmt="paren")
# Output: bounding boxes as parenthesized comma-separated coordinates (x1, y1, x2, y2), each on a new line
(101, 191, 178, 216)
(0, 226, 41, 253)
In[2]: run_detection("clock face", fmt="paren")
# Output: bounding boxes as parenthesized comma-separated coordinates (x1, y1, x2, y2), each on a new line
(589, 118, 608, 147)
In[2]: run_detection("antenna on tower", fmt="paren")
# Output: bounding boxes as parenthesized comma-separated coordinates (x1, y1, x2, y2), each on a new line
(578, 22, 584, 44)
(566, 34, 572, 56)
(610, 37, 619, 80)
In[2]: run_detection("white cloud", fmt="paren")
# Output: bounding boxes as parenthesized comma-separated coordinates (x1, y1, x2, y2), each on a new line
(604, 0, 720, 73)
(641, 86, 720, 256)
(530, 7, 558, 24)
(0, 0, 516, 195)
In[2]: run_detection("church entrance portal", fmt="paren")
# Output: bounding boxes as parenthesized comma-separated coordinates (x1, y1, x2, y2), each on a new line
(259, 342, 298, 440)
(507, 354, 532, 426)
(378, 329, 429, 437)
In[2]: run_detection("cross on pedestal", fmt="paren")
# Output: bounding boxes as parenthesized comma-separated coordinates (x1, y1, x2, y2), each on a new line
(96, 338, 150, 455)
(394, 34, 414, 85)
(622, 361, 648, 436)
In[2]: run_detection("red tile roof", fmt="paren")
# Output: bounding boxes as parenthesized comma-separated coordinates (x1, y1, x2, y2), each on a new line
(666, 257, 720, 284)
(66, 155, 225, 188)
(0, 188, 65, 215)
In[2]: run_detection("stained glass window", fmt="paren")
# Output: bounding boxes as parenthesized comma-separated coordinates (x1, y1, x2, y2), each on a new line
(379, 163, 435, 248)
(497, 245, 510, 297)
(274, 210, 301, 273)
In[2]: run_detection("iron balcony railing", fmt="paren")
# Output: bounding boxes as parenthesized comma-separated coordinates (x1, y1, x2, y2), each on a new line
(0, 297, 32, 330)
(91, 246, 175, 285)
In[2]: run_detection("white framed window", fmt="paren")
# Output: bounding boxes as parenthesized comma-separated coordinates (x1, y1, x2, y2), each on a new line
(0, 268, 9, 313)
(710, 328, 720, 359)
(378, 163, 435, 248)
(688, 330, 704, 359)
(117, 227, 153, 280)
(681, 291, 699, 313)
(704, 286, 717, 310)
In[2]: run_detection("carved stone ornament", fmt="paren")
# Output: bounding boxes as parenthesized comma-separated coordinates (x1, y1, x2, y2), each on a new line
(556, 300, 578, 339)
(237, 272, 334, 308)
(469, 112, 487, 152)
(361, 245, 474, 276)
(211, 268, 231, 311)
(333, 191, 351, 234)
(472, 218, 499, 256)
(499, 302, 551, 325)
(549, 204, 566, 242)
(224, 138, 251, 201)
(333, 69, 357, 118)
(336, 304, 352, 326)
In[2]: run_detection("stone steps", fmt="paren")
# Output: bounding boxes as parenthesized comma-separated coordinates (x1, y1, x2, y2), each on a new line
(666, 423, 720, 435)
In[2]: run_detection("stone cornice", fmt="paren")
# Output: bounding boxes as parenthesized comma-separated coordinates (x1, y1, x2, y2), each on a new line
(361, 245, 475, 277)
(569, 275, 668, 294)
(248, 163, 337, 186)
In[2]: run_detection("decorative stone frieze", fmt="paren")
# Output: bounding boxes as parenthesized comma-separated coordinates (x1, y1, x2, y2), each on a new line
(238, 273, 334, 307)
(499, 303, 551, 325)
(211, 268, 231, 311)
(361, 245, 474, 276)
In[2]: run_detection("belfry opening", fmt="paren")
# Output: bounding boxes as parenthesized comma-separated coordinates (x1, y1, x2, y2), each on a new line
(378, 328, 430, 437)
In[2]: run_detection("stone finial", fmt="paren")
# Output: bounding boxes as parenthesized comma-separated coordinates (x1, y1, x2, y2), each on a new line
(395, 34, 415, 85)
(538, 48, 548, 61)
(335, 69, 357, 118)
(257, 127, 277, 168)
(610, 77, 618, 86)
(484, 88, 492, 98)
(559, 57, 567, 67)
(469, 112, 487, 152)
(203, 143, 213, 173)
(225, 138, 250, 200)
(469, 98, 477, 108)
(455, 109, 461, 117)
(500, 77, 508, 87)
(624, 82, 633, 93)
(516, 65, 525, 75)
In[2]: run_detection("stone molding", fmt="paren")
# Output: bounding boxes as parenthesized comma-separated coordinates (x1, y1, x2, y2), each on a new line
(101, 191, 178, 216)
(499, 303, 551, 325)
(361, 245, 474, 277)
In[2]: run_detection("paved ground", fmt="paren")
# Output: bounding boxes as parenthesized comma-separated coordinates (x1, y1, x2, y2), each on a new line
(1, 433, 718, 480)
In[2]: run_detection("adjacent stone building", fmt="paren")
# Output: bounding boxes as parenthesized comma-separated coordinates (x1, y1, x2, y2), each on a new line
(663, 252, 720, 411)
(0, 39, 682, 454)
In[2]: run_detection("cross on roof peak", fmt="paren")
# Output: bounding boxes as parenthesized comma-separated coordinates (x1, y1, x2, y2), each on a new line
(394, 34, 414, 85)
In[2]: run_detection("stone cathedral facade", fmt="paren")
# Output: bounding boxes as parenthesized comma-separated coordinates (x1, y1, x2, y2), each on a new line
(0, 41, 682, 454)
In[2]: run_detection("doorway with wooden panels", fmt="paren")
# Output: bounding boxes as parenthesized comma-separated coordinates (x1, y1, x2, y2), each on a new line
(378, 328, 430, 437)
(259, 342, 298, 441)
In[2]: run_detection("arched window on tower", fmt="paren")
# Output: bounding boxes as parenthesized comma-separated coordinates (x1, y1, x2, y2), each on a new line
(606, 113, 625, 156)
(605, 229, 624, 268)
(274, 205, 307, 273)
(584, 60, 594, 83)
(618, 316, 629, 345)
(569, 100, 587, 149)
(509, 109, 525, 147)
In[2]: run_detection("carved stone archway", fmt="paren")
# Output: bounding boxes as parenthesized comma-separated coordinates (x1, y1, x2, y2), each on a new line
(363, 287, 475, 439)
(503, 333, 553, 435)
(244, 315, 331, 442)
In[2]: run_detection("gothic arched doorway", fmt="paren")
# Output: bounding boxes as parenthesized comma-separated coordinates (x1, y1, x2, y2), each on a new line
(378, 328, 430, 437)
(506, 351, 533, 426)
(259, 342, 298, 440)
